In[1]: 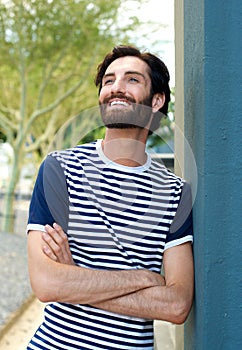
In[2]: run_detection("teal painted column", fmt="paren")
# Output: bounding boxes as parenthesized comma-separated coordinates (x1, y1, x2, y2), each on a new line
(182, 0, 242, 349)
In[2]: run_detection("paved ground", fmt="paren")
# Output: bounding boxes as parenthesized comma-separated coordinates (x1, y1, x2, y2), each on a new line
(0, 232, 33, 331)
(0, 298, 44, 349)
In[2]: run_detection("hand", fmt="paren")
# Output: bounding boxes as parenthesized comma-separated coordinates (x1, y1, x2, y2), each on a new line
(42, 223, 75, 265)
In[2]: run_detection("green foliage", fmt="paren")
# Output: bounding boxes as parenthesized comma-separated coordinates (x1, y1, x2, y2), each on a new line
(0, 0, 144, 232)
(80, 126, 106, 145)
(0, 0, 143, 155)
(0, 130, 7, 142)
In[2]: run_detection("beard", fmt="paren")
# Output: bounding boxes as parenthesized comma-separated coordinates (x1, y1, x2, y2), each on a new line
(99, 94, 153, 131)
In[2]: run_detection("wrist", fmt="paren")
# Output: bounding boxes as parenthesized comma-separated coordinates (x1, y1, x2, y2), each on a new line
(138, 269, 165, 288)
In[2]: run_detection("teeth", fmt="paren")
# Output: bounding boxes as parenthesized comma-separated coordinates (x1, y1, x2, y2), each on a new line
(110, 101, 129, 106)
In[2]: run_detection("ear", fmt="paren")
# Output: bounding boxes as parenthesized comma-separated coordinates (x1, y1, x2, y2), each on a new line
(151, 93, 165, 113)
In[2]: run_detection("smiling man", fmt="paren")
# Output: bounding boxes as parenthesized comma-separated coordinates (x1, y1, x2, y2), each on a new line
(99, 56, 156, 130)
(27, 45, 194, 350)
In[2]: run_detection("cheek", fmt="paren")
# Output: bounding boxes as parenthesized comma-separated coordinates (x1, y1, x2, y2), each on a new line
(99, 87, 109, 103)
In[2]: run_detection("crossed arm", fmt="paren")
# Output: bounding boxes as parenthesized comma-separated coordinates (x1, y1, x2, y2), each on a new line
(28, 223, 194, 324)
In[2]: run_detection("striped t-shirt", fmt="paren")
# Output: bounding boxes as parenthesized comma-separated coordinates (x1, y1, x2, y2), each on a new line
(27, 139, 193, 350)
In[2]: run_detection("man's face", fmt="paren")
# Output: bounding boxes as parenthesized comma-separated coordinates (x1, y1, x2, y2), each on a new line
(99, 56, 153, 130)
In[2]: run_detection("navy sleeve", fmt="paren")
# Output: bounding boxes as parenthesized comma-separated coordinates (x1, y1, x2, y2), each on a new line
(28, 160, 55, 228)
(27, 155, 69, 233)
(164, 182, 193, 250)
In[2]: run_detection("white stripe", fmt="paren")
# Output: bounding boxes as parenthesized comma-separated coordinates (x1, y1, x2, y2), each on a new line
(164, 235, 193, 250)
(26, 223, 46, 234)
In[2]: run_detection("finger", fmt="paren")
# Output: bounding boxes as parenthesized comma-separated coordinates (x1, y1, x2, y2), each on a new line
(51, 223, 70, 256)
(44, 224, 74, 265)
(42, 231, 62, 258)
(45, 224, 68, 246)
(53, 222, 66, 239)
(45, 224, 59, 242)
(42, 245, 57, 261)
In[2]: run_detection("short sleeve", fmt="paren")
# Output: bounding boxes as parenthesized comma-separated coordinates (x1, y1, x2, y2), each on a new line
(27, 155, 69, 233)
(164, 182, 193, 250)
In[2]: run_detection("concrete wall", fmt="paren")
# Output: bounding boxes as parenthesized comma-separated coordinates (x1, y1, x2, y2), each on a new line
(175, 0, 242, 349)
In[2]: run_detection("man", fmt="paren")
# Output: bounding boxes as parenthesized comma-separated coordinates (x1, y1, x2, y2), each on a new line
(27, 45, 194, 350)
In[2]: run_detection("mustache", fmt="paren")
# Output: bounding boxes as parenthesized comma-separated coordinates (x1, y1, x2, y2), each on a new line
(101, 94, 136, 105)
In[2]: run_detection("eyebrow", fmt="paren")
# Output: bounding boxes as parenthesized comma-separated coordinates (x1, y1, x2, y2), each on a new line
(103, 71, 146, 80)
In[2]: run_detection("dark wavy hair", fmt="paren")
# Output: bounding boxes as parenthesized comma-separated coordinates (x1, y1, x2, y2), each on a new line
(95, 45, 171, 132)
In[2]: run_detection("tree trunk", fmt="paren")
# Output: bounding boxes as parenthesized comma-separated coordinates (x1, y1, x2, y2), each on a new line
(1, 150, 21, 233)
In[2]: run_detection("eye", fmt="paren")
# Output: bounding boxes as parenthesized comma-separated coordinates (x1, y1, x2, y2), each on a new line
(103, 78, 114, 85)
(129, 77, 139, 83)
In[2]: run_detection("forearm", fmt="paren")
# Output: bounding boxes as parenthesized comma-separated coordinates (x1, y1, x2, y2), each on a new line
(37, 225, 194, 323)
(34, 263, 163, 305)
(92, 243, 194, 324)
(28, 230, 163, 305)
(93, 283, 192, 324)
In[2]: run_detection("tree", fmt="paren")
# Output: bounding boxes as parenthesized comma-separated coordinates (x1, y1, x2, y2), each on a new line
(0, 0, 143, 232)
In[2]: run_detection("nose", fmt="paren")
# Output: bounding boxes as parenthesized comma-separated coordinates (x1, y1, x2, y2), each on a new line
(110, 78, 126, 94)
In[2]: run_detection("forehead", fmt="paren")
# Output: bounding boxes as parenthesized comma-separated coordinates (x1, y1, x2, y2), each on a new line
(105, 56, 150, 77)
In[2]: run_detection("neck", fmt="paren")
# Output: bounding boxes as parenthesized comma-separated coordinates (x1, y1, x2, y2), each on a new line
(102, 128, 148, 167)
